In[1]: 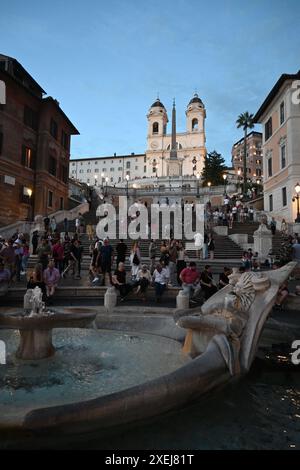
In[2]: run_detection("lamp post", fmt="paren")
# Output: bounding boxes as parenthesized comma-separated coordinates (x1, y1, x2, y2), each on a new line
(125, 174, 130, 197)
(105, 176, 109, 197)
(196, 172, 200, 198)
(237, 169, 241, 193)
(293, 183, 300, 223)
(223, 174, 227, 195)
(27, 188, 33, 221)
(94, 174, 98, 187)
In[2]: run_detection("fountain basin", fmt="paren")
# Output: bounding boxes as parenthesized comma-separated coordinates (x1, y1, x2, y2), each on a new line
(0, 308, 96, 360)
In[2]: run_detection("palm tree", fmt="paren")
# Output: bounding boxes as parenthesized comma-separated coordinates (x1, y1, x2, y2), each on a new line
(236, 112, 254, 197)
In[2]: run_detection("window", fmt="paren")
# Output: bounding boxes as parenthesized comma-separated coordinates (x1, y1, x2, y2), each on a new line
(118, 167, 122, 171)
(95, 161, 98, 164)
(49, 156, 57, 176)
(94, 168, 99, 173)
(62, 166, 68, 184)
(21, 146, 35, 169)
(48, 190, 53, 207)
(282, 187, 287, 207)
(72, 162, 75, 166)
(50, 118, 58, 139)
(110, 168, 114, 172)
(60, 197, 64, 210)
(268, 157, 272, 177)
(126, 161, 131, 169)
(265, 117, 272, 141)
(256, 169, 262, 176)
(280, 101, 285, 125)
(281, 144, 286, 169)
(135, 166, 138, 170)
(269, 194, 273, 212)
(152, 122, 159, 134)
(111, 177, 113, 182)
(61, 130, 69, 150)
(192, 118, 199, 130)
(256, 159, 261, 165)
(24, 106, 38, 130)
(144, 165, 146, 172)
(144, 156, 146, 163)
(72, 170, 76, 174)
(102, 168, 107, 172)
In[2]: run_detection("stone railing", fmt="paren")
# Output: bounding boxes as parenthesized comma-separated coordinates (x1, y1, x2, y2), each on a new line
(0, 202, 89, 239)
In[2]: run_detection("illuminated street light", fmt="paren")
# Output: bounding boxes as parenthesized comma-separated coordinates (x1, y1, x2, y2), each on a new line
(293, 183, 300, 222)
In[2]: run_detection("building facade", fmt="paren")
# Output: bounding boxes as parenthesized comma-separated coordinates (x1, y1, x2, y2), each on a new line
(70, 153, 146, 186)
(0, 54, 79, 226)
(146, 94, 206, 178)
(254, 70, 300, 223)
(231, 131, 263, 183)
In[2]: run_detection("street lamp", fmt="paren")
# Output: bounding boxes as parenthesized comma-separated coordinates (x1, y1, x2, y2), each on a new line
(125, 174, 130, 197)
(105, 176, 109, 197)
(223, 174, 227, 195)
(207, 181, 211, 203)
(196, 172, 200, 198)
(27, 188, 33, 221)
(94, 174, 98, 186)
(293, 183, 300, 222)
(237, 170, 241, 192)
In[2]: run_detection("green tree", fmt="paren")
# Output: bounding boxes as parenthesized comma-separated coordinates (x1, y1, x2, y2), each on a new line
(201, 150, 227, 186)
(236, 111, 254, 196)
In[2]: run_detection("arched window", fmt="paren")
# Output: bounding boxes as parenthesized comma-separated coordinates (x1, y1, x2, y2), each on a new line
(152, 122, 159, 134)
(192, 118, 199, 131)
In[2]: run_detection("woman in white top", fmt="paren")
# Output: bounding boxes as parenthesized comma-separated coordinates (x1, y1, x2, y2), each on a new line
(176, 241, 187, 285)
(129, 242, 141, 280)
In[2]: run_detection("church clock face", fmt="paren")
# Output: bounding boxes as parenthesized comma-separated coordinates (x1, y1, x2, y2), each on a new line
(150, 141, 158, 149)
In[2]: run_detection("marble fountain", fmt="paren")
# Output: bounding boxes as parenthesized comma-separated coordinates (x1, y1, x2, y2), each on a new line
(0, 263, 296, 447)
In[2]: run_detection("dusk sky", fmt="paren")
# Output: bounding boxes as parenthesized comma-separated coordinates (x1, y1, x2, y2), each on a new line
(1, 0, 300, 164)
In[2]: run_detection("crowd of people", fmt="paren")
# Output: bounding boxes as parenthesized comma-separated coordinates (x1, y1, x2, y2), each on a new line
(1, 204, 300, 310)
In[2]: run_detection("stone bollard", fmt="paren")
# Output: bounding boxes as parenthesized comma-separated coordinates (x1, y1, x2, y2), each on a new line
(253, 223, 272, 261)
(104, 287, 118, 312)
(176, 290, 190, 310)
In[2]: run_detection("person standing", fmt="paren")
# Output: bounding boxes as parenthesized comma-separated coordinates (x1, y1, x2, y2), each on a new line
(71, 239, 84, 279)
(149, 239, 157, 274)
(31, 230, 39, 255)
(130, 242, 141, 281)
(52, 239, 65, 274)
(50, 216, 57, 233)
(270, 217, 277, 236)
(208, 234, 215, 260)
(36, 238, 52, 271)
(116, 239, 127, 266)
(168, 239, 178, 286)
(176, 241, 187, 285)
(100, 239, 114, 286)
(44, 215, 50, 232)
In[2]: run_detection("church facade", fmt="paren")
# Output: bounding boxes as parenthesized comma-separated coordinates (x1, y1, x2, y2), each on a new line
(145, 94, 206, 178)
